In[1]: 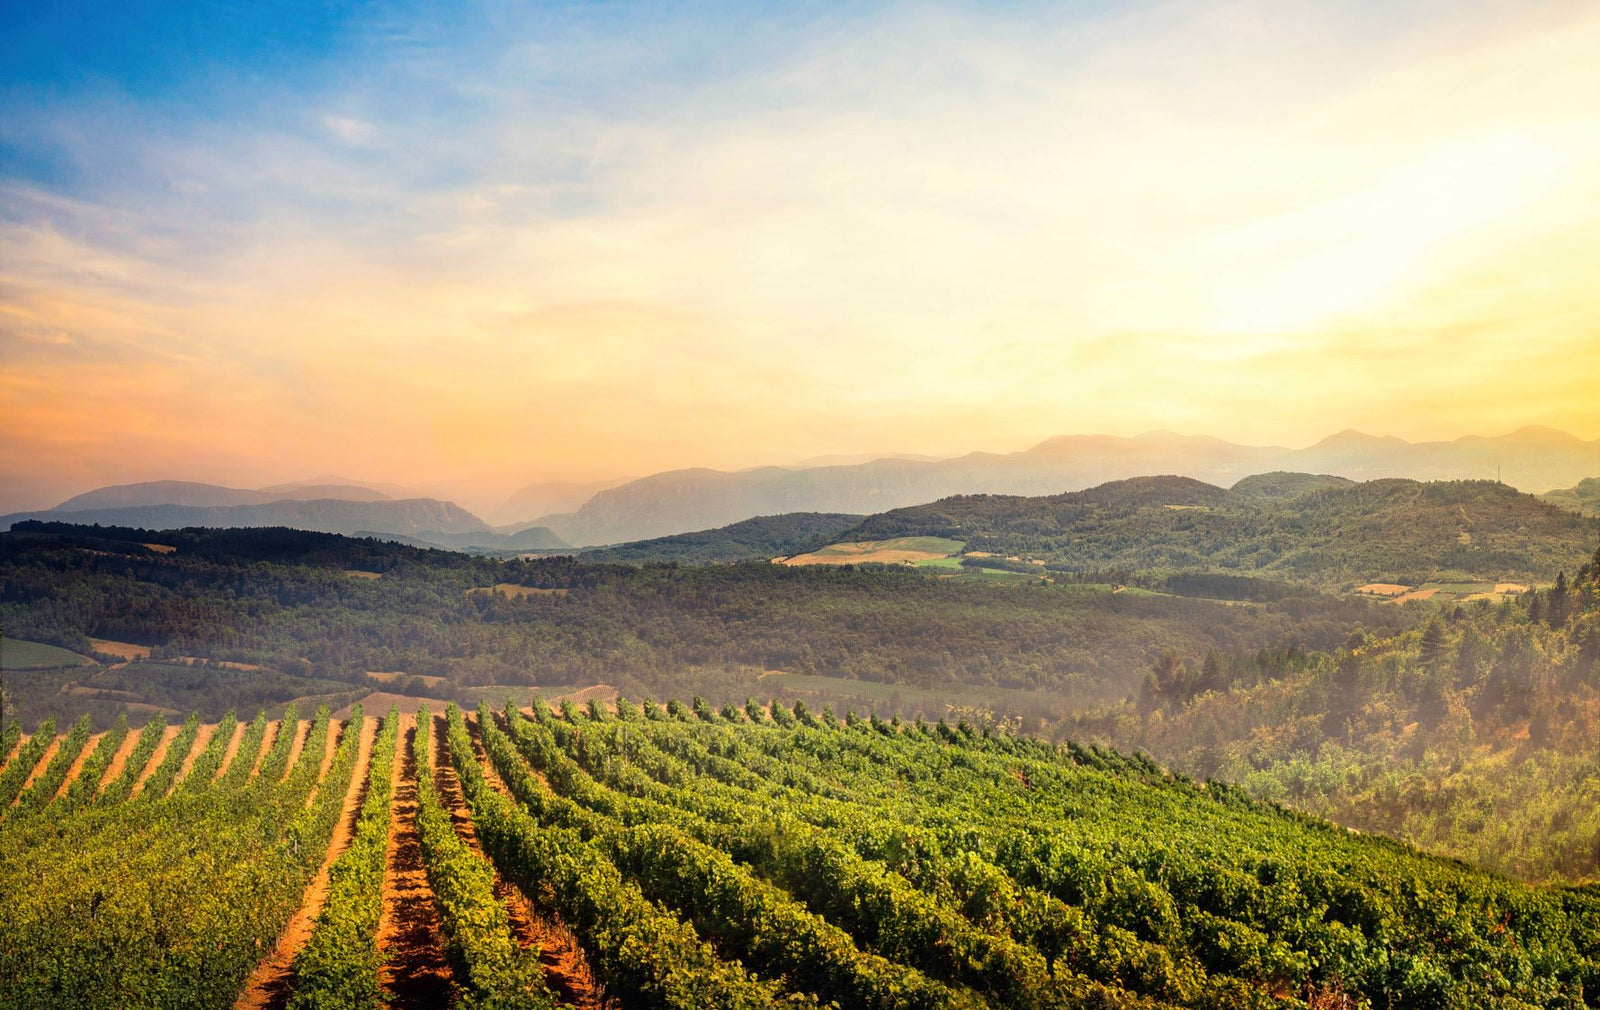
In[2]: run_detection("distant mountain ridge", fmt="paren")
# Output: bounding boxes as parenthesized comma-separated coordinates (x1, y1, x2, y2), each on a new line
(1, 498, 490, 538)
(55, 479, 395, 511)
(529, 427, 1600, 545)
(21, 428, 1599, 548)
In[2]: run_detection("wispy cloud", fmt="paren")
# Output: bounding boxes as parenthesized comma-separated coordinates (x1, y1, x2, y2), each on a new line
(2, 0, 1598, 510)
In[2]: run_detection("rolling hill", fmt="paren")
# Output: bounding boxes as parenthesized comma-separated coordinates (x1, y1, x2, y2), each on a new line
(830, 474, 1599, 586)
(1543, 477, 1600, 517)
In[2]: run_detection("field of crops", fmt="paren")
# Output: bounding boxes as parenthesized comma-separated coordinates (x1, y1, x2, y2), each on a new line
(2, 697, 1599, 1009)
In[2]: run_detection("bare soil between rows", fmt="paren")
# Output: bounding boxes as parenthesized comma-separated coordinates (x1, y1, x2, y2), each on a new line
(377, 714, 458, 1009)
(234, 716, 378, 1010)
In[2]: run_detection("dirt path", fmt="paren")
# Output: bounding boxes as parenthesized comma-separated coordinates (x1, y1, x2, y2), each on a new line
(215, 721, 249, 782)
(51, 731, 103, 801)
(376, 714, 457, 1009)
(245, 720, 280, 781)
(131, 725, 182, 797)
(280, 720, 310, 783)
(12, 734, 62, 805)
(234, 716, 379, 1010)
(305, 720, 342, 809)
(461, 713, 603, 1009)
(97, 729, 144, 796)
(176, 723, 219, 787)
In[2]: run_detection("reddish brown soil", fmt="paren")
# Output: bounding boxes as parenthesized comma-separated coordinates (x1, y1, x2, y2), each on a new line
(12, 734, 62, 805)
(376, 714, 458, 1008)
(245, 720, 281, 781)
(50, 731, 103, 801)
(131, 726, 182, 798)
(234, 716, 379, 1010)
(461, 713, 603, 1009)
(279, 720, 310, 784)
(304, 720, 342, 809)
(97, 729, 145, 796)
(176, 723, 219, 787)
(0, 732, 23, 776)
(214, 721, 249, 783)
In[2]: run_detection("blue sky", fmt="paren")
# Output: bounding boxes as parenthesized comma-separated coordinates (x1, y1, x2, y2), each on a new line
(3, 0, 1598, 511)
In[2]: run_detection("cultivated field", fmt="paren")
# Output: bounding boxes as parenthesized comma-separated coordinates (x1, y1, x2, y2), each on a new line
(2, 698, 1598, 1008)
(1353, 579, 1533, 604)
(0, 638, 92, 670)
(780, 536, 965, 566)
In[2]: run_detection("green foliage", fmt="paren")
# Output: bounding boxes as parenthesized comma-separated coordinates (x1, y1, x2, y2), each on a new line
(0, 638, 91, 669)
(0, 716, 56, 808)
(218, 709, 271, 788)
(136, 712, 200, 800)
(291, 707, 399, 1010)
(463, 704, 815, 1009)
(1087, 550, 1600, 884)
(471, 694, 1600, 1009)
(178, 708, 238, 792)
(414, 706, 555, 1009)
(96, 713, 167, 805)
(255, 701, 302, 784)
(57, 713, 129, 812)
(839, 476, 1597, 587)
(1, 523, 1410, 712)
(0, 704, 354, 1009)
(0, 719, 21, 770)
(10, 713, 92, 815)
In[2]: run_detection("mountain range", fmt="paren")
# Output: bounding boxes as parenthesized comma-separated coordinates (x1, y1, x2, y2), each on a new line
(7, 428, 1597, 547)
(527, 427, 1600, 545)
(0, 497, 495, 540)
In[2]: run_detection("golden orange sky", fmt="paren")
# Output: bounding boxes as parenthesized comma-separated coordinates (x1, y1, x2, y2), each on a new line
(3, 0, 1599, 513)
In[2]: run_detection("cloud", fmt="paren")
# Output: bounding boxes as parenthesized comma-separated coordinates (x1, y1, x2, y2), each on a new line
(1, 0, 1598, 511)
(321, 114, 379, 147)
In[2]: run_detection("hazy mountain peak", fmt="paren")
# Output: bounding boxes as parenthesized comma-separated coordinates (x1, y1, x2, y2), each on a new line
(260, 475, 416, 497)
(56, 480, 268, 511)
(1499, 425, 1589, 446)
(1309, 429, 1407, 449)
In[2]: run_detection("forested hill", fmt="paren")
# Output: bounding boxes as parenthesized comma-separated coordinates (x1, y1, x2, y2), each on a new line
(1543, 477, 1600, 517)
(0, 521, 1409, 717)
(576, 512, 864, 564)
(836, 475, 1599, 586)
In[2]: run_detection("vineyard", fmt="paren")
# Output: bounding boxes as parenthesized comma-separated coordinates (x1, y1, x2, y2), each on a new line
(2, 696, 1599, 1009)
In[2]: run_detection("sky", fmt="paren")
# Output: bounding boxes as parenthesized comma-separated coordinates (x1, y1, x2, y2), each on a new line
(3, 0, 1599, 514)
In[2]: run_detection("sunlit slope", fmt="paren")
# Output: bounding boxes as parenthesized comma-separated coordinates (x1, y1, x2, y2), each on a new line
(835, 476, 1599, 585)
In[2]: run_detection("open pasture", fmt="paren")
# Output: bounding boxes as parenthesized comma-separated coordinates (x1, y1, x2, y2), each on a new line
(781, 535, 965, 566)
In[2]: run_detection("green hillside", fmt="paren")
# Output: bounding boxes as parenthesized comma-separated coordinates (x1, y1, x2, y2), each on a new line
(1543, 478, 1600, 518)
(0, 638, 92, 670)
(0, 521, 1409, 726)
(837, 476, 1599, 587)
